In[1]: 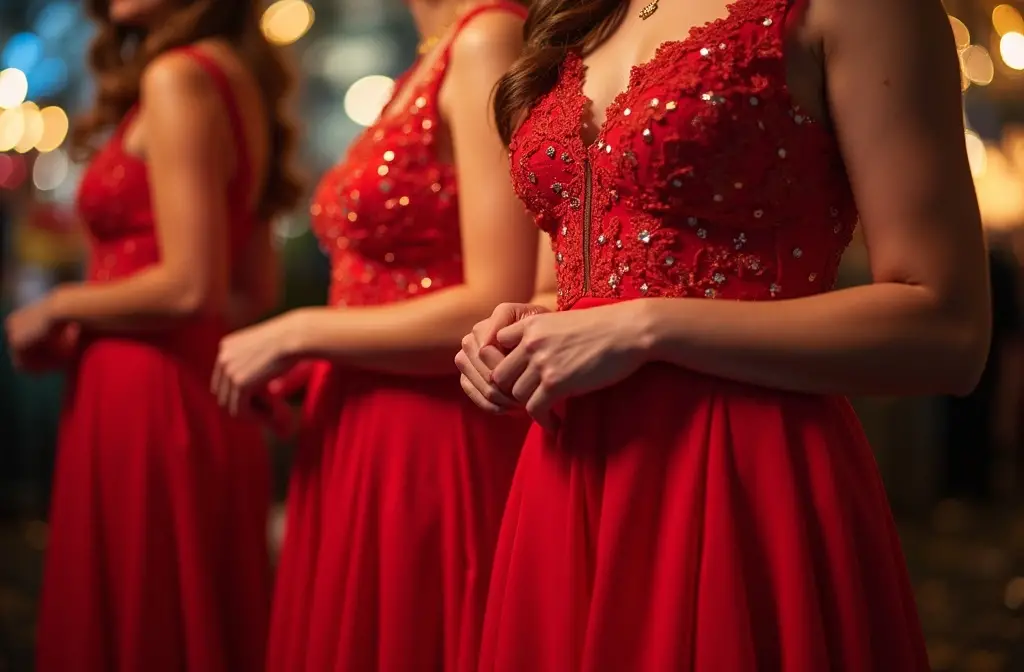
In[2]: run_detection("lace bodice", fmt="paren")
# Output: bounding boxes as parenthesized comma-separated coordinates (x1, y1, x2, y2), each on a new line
(510, 0, 857, 310)
(310, 1, 527, 308)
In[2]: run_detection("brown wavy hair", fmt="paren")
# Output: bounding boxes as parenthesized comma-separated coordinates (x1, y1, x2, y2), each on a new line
(72, 0, 303, 221)
(493, 0, 626, 145)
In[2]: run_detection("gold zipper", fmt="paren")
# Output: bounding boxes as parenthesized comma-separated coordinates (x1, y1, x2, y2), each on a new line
(582, 159, 593, 294)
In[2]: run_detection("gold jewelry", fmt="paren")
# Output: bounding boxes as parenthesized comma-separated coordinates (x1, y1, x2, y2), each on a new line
(417, 35, 442, 55)
(416, 1, 475, 55)
(639, 0, 659, 20)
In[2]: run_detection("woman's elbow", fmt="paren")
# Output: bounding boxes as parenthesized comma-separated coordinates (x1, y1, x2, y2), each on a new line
(168, 280, 223, 319)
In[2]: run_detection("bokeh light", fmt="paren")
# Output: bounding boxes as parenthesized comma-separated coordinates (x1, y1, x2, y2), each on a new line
(999, 32, 1024, 71)
(343, 75, 395, 127)
(949, 16, 970, 51)
(0, 106, 27, 152)
(36, 106, 69, 153)
(993, 5, 1024, 37)
(0, 152, 27, 189)
(32, 149, 70, 191)
(261, 0, 315, 46)
(28, 58, 70, 99)
(15, 102, 45, 154)
(0, 68, 29, 108)
(961, 45, 995, 86)
(1, 33, 43, 73)
(965, 130, 987, 178)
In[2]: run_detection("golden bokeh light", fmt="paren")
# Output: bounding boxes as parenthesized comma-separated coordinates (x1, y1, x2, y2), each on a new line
(0, 68, 29, 108)
(949, 15, 971, 51)
(36, 106, 70, 153)
(343, 75, 396, 127)
(0, 106, 26, 152)
(993, 5, 1024, 37)
(261, 0, 315, 46)
(961, 45, 995, 86)
(965, 129, 987, 178)
(1000, 31, 1024, 70)
(14, 102, 44, 154)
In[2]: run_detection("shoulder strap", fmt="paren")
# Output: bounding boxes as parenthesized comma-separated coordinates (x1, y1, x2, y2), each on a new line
(439, 1, 527, 66)
(451, 0, 527, 35)
(173, 46, 253, 206)
(784, 0, 812, 32)
(430, 2, 527, 94)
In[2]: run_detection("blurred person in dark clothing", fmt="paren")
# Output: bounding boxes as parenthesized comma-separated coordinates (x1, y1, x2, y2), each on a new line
(943, 243, 1021, 501)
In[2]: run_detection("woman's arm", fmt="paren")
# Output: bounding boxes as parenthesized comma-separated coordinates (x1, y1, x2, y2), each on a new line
(616, 0, 989, 397)
(46, 52, 235, 328)
(278, 12, 538, 375)
(481, 0, 990, 419)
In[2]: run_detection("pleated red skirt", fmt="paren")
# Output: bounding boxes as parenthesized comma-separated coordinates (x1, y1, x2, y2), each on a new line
(479, 298, 930, 671)
(268, 364, 528, 671)
(36, 335, 271, 672)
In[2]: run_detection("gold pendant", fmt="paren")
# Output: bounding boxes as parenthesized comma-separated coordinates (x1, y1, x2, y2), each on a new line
(417, 35, 440, 55)
(639, 0, 659, 20)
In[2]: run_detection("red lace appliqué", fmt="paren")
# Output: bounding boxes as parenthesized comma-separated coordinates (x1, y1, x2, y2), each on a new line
(511, 0, 857, 310)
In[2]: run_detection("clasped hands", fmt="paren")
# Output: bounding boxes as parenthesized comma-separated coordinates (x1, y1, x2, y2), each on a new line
(455, 301, 645, 431)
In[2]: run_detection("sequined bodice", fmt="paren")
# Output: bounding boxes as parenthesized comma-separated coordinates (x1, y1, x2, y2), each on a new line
(511, 0, 857, 310)
(309, 67, 459, 307)
(310, 1, 526, 307)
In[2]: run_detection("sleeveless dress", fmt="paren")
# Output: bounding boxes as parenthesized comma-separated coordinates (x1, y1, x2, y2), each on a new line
(480, 1, 931, 670)
(267, 4, 530, 671)
(36, 48, 271, 672)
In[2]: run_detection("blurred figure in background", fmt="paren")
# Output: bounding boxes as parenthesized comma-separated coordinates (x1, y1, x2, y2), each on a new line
(943, 240, 1021, 502)
(3, 0, 303, 669)
(211, 1, 536, 669)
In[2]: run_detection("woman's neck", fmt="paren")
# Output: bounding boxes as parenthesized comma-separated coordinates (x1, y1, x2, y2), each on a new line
(407, 0, 486, 41)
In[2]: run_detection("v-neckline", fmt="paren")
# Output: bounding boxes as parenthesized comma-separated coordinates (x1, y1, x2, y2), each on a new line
(572, 0, 747, 152)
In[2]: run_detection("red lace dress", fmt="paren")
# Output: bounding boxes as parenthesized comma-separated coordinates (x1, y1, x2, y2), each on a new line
(480, 1, 930, 670)
(36, 48, 270, 672)
(267, 4, 529, 671)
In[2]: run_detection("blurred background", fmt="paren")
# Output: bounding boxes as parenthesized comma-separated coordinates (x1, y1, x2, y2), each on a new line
(0, 0, 1023, 670)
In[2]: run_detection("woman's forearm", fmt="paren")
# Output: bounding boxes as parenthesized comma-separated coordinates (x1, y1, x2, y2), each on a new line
(48, 266, 215, 330)
(284, 283, 533, 376)
(632, 282, 990, 397)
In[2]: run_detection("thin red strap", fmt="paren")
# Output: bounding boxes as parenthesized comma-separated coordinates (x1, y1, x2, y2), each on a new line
(432, 2, 527, 92)
(451, 0, 527, 34)
(784, 0, 812, 32)
(173, 46, 253, 207)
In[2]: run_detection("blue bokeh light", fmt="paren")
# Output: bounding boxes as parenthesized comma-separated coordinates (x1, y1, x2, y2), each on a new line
(28, 58, 70, 99)
(34, 2, 81, 42)
(2, 32, 44, 72)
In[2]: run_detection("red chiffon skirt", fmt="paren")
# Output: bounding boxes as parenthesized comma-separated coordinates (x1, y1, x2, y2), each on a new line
(36, 335, 271, 672)
(268, 364, 528, 671)
(480, 298, 930, 671)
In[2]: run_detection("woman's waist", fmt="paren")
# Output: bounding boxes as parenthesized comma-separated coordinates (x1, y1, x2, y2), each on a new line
(79, 319, 228, 370)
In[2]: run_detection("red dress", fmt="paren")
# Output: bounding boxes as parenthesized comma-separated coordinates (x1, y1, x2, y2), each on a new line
(37, 48, 270, 672)
(480, 1, 930, 669)
(267, 4, 529, 671)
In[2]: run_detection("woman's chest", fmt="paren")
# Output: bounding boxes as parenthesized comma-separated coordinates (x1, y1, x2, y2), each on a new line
(309, 115, 461, 265)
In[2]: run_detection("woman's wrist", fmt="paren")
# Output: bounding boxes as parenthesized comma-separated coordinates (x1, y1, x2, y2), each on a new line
(279, 308, 315, 358)
(617, 298, 665, 365)
(44, 285, 75, 323)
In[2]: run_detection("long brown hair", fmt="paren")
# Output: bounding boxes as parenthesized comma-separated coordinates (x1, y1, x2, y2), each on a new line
(73, 0, 303, 221)
(493, 0, 626, 145)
